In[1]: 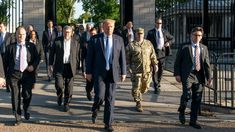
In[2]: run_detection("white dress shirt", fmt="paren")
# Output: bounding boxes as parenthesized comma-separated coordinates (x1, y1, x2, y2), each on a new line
(63, 39, 71, 64)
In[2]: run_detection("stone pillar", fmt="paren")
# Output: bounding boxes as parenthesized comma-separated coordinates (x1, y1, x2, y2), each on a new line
(23, 0, 45, 40)
(133, 0, 155, 34)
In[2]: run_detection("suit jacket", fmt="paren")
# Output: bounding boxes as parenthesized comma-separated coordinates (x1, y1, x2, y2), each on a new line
(86, 33, 127, 82)
(5, 42, 40, 81)
(146, 28, 175, 59)
(122, 28, 136, 47)
(0, 32, 12, 55)
(0, 54, 4, 78)
(49, 37, 80, 76)
(29, 39, 44, 61)
(174, 43, 211, 84)
(42, 29, 57, 52)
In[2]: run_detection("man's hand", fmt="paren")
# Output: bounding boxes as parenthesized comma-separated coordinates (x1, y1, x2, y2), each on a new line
(0, 77, 6, 87)
(165, 42, 170, 47)
(82, 72, 86, 79)
(48, 65, 53, 73)
(175, 75, 181, 83)
(120, 75, 126, 82)
(27, 65, 34, 72)
(86, 74, 92, 82)
(207, 79, 213, 87)
(154, 65, 158, 72)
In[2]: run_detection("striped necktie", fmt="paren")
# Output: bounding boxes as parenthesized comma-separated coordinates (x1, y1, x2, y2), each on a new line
(195, 45, 201, 71)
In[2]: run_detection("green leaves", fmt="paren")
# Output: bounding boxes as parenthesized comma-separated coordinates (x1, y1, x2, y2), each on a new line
(0, 0, 13, 23)
(81, 0, 120, 24)
(56, 0, 80, 24)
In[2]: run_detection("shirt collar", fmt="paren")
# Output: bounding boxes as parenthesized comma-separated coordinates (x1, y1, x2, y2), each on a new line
(104, 33, 112, 38)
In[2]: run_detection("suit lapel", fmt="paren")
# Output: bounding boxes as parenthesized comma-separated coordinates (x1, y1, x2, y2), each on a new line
(189, 44, 193, 63)
(99, 33, 105, 58)
(26, 42, 31, 62)
(13, 44, 17, 63)
(70, 39, 74, 63)
(153, 29, 157, 44)
(112, 36, 117, 61)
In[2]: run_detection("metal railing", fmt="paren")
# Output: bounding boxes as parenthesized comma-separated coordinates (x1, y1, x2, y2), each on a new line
(202, 53, 235, 109)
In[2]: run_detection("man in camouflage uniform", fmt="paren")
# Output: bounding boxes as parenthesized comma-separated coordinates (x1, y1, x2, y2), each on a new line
(126, 28, 158, 112)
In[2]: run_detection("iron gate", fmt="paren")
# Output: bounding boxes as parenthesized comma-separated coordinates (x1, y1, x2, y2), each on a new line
(157, 0, 235, 109)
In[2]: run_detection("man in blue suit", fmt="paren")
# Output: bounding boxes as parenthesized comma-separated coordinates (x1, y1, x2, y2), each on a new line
(86, 19, 126, 132)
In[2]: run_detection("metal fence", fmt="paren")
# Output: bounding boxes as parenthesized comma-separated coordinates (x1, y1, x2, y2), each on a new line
(203, 53, 235, 109)
(7, 0, 23, 33)
(157, 0, 235, 109)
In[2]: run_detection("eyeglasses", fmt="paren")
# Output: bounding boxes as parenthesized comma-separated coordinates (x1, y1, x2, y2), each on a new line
(193, 34, 202, 37)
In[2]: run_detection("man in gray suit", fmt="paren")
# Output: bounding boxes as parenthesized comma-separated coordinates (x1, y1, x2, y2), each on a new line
(147, 18, 175, 94)
(49, 25, 80, 112)
(86, 19, 126, 132)
(0, 22, 12, 92)
(174, 27, 212, 129)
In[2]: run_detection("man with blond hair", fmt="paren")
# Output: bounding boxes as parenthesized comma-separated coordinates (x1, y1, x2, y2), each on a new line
(86, 19, 126, 131)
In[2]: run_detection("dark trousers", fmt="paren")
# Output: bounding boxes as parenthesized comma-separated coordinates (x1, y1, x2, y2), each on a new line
(44, 48, 52, 78)
(10, 71, 34, 121)
(152, 58, 165, 89)
(55, 64, 74, 105)
(92, 69, 116, 126)
(178, 70, 204, 122)
(86, 79, 94, 93)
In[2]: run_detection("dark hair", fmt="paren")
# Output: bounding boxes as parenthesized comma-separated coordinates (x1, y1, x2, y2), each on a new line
(191, 27, 204, 34)
(89, 27, 97, 32)
(29, 30, 37, 39)
(0, 22, 7, 26)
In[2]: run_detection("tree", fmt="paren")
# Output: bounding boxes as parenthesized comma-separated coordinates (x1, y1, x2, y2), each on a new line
(56, 0, 80, 24)
(0, 0, 13, 23)
(81, 0, 120, 24)
(156, 0, 187, 18)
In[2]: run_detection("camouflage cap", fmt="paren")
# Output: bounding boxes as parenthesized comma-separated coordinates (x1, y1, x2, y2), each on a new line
(136, 28, 144, 34)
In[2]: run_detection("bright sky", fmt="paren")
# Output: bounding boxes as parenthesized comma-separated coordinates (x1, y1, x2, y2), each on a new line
(73, 1, 85, 19)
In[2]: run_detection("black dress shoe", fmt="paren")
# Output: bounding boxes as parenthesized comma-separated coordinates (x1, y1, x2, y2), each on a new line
(14, 120, 22, 126)
(92, 111, 97, 124)
(104, 125, 114, 132)
(48, 77, 51, 82)
(189, 122, 202, 129)
(86, 92, 92, 101)
(179, 112, 185, 124)
(24, 112, 30, 120)
(154, 88, 161, 94)
(64, 105, 70, 112)
(57, 96, 62, 106)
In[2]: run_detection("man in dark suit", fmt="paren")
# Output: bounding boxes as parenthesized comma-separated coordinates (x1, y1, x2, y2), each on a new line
(42, 20, 57, 81)
(49, 25, 80, 112)
(122, 21, 135, 47)
(86, 19, 126, 132)
(0, 22, 12, 92)
(81, 27, 97, 101)
(5, 27, 39, 125)
(0, 54, 6, 87)
(174, 27, 212, 129)
(146, 18, 175, 94)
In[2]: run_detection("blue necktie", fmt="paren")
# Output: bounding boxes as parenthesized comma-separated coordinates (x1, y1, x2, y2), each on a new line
(105, 37, 110, 70)
(157, 30, 160, 38)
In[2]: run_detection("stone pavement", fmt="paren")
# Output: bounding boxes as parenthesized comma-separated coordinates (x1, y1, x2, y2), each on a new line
(0, 61, 235, 131)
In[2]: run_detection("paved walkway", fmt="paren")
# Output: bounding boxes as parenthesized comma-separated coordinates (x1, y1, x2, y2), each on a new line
(0, 61, 235, 131)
